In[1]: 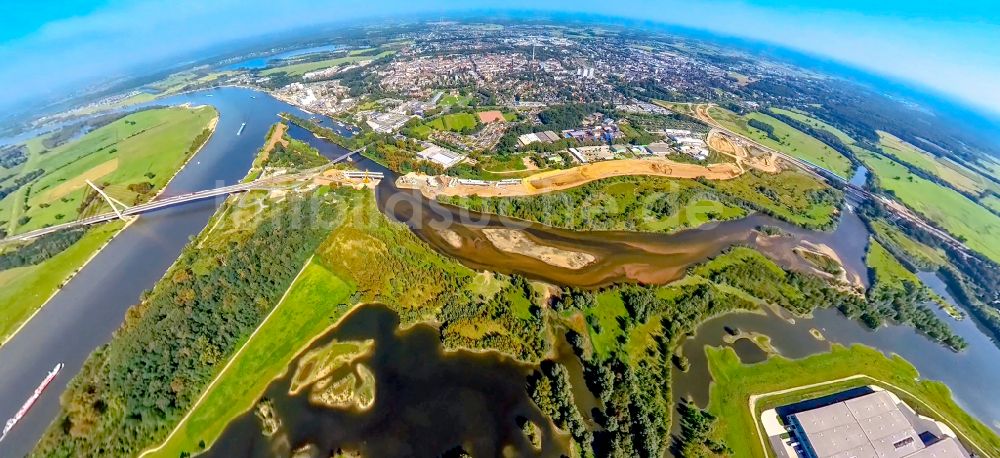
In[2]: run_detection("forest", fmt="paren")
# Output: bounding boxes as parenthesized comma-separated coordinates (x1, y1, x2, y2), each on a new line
(264, 137, 328, 170)
(34, 189, 344, 456)
(0, 228, 85, 271)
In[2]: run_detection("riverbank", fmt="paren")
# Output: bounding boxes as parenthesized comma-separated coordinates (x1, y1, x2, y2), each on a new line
(705, 343, 1000, 457)
(398, 157, 743, 199)
(0, 110, 219, 344)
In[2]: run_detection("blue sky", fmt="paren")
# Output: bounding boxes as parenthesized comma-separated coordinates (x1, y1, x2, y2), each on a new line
(2, 0, 999, 118)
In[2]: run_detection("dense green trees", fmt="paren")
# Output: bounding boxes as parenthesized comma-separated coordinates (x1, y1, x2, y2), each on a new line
(0, 228, 85, 271)
(35, 190, 344, 456)
(671, 400, 731, 456)
(747, 118, 779, 141)
(265, 138, 328, 170)
(528, 362, 593, 453)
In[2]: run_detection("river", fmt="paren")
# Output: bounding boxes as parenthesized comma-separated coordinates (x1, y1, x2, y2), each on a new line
(0, 87, 351, 457)
(222, 44, 342, 71)
(1, 88, 998, 456)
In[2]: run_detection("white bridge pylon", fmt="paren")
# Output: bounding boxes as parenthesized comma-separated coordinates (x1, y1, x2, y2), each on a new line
(86, 180, 131, 220)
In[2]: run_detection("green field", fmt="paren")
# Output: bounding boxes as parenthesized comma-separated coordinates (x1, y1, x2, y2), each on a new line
(865, 239, 922, 295)
(869, 219, 948, 269)
(705, 344, 1000, 457)
(147, 259, 355, 458)
(0, 106, 217, 235)
(438, 94, 474, 107)
(877, 131, 994, 195)
(768, 108, 855, 145)
(426, 112, 479, 132)
(0, 221, 125, 342)
(983, 194, 1000, 213)
(260, 50, 394, 76)
(858, 149, 1000, 263)
(709, 107, 854, 178)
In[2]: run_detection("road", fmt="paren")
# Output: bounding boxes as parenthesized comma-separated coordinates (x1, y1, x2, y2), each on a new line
(692, 103, 974, 258)
(0, 147, 367, 246)
(0, 125, 365, 456)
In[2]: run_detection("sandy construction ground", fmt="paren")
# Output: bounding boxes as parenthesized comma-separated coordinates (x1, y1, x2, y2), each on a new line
(260, 122, 289, 163)
(707, 129, 780, 174)
(405, 158, 742, 199)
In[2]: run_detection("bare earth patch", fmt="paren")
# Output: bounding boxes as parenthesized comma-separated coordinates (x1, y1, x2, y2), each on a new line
(482, 228, 596, 269)
(45, 158, 119, 201)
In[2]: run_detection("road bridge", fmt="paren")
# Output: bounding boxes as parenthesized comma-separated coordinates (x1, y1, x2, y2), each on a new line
(0, 147, 373, 245)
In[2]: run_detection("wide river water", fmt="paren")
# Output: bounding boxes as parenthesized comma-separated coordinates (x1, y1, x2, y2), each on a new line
(0, 87, 998, 456)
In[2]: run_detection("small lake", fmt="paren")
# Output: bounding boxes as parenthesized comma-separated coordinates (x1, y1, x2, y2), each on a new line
(206, 304, 570, 457)
(671, 270, 1000, 437)
(3, 87, 999, 457)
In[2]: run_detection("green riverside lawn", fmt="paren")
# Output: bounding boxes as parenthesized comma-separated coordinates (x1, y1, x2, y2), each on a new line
(705, 343, 1000, 457)
(0, 106, 217, 342)
(147, 258, 355, 458)
(0, 221, 124, 341)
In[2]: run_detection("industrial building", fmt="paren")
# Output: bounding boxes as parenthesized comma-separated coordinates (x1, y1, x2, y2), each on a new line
(517, 130, 560, 146)
(416, 145, 466, 169)
(782, 391, 968, 458)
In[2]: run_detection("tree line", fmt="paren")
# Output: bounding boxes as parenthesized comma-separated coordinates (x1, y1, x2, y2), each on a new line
(35, 190, 344, 456)
(0, 228, 85, 271)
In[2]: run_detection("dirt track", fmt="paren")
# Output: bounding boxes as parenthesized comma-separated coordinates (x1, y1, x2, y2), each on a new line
(707, 129, 780, 174)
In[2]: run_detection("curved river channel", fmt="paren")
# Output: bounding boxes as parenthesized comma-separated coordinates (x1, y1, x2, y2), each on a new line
(0, 87, 998, 457)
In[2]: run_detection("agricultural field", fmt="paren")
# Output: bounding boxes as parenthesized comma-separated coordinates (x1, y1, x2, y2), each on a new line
(705, 344, 1000, 458)
(857, 149, 1000, 263)
(869, 219, 948, 269)
(147, 258, 356, 458)
(983, 194, 1000, 213)
(260, 50, 394, 76)
(425, 112, 479, 132)
(708, 106, 854, 178)
(877, 131, 996, 195)
(0, 106, 218, 235)
(0, 221, 125, 342)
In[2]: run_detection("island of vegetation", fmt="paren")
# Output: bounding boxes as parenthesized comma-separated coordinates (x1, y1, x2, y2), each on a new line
(18, 18, 1000, 458)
